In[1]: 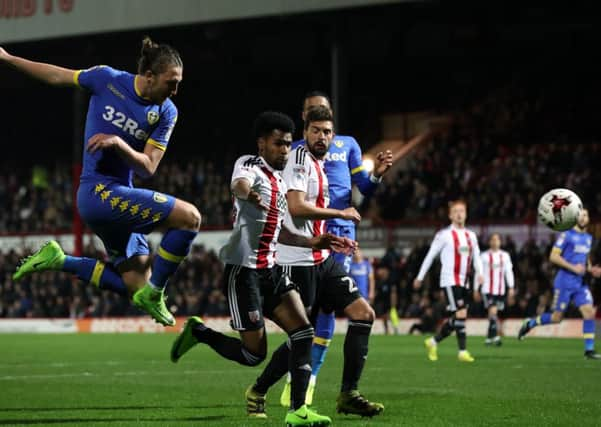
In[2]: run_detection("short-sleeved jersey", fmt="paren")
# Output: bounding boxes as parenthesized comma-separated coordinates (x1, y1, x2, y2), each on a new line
(552, 228, 593, 289)
(480, 249, 514, 295)
(74, 66, 178, 186)
(293, 136, 377, 227)
(350, 258, 371, 297)
(417, 225, 483, 288)
(276, 145, 330, 266)
(219, 155, 288, 269)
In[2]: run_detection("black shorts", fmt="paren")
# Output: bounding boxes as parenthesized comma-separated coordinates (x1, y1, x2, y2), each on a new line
(222, 264, 296, 331)
(443, 286, 471, 313)
(282, 256, 361, 315)
(482, 293, 506, 311)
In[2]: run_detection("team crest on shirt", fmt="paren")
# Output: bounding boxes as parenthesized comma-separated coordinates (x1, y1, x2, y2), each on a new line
(248, 310, 261, 323)
(153, 192, 168, 203)
(147, 110, 160, 125)
(334, 140, 344, 148)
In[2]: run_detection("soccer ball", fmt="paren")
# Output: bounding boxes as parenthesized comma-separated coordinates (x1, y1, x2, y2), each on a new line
(537, 188, 583, 231)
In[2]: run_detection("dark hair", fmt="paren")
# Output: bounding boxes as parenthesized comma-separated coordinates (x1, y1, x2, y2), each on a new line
(303, 90, 331, 109)
(253, 111, 295, 140)
(137, 36, 183, 75)
(304, 105, 333, 130)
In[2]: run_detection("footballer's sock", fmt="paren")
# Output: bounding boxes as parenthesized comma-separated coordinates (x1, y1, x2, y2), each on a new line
(150, 229, 197, 290)
(435, 318, 454, 343)
(341, 320, 372, 392)
(254, 341, 290, 394)
(191, 325, 264, 366)
(63, 256, 127, 296)
(583, 319, 596, 352)
(454, 318, 467, 351)
(528, 313, 552, 328)
(311, 311, 335, 378)
(289, 325, 314, 410)
(488, 316, 498, 339)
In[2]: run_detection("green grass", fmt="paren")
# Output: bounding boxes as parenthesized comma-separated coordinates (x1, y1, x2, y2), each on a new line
(1, 333, 600, 426)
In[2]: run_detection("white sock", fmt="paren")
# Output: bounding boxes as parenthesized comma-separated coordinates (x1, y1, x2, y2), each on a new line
(309, 375, 316, 386)
(286, 372, 292, 384)
(429, 337, 437, 346)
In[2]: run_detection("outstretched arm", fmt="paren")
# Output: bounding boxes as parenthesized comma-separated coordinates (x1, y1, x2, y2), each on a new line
(413, 232, 444, 289)
(0, 47, 77, 86)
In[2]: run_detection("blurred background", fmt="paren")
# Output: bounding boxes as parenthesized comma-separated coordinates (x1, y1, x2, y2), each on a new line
(2, 0, 601, 329)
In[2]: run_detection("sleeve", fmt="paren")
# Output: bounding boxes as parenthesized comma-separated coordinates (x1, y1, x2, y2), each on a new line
(147, 103, 178, 152)
(552, 232, 567, 255)
(471, 232, 483, 277)
(282, 149, 309, 193)
(73, 65, 112, 94)
(231, 156, 258, 186)
(504, 252, 515, 289)
(349, 138, 379, 197)
(416, 231, 445, 280)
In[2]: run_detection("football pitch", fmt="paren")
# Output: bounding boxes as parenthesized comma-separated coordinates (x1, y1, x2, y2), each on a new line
(1, 333, 600, 426)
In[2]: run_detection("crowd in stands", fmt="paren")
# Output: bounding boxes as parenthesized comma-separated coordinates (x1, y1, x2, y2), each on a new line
(2, 234, 599, 332)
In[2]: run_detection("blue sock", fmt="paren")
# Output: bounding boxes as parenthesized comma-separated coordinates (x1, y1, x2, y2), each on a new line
(63, 256, 127, 296)
(150, 229, 197, 290)
(583, 319, 595, 352)
(528, 313, 552, 328)
(311, 311, 335, 378)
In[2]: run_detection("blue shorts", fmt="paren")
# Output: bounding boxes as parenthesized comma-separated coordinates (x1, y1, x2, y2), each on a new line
(325, 223, 355, 274)
(551, 286, 594, 312)
(77, 180, 176, 266)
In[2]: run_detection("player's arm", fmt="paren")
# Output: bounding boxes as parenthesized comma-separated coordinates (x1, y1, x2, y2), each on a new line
(86, 134, 164, 178)
(229, 159, 265, 209)
(471, 233, 484, 286)
(287, 190, 361, 223)
(349, 139, 392, 197)
(0, 47, 76, 86)
(283, 151, 361, 222)
(278, 226, 356, 254)
(413, 232, 444, 289)
(368, 263, 376, 303)
(549, 233, 585, 275)
(504, 253, 516, 296)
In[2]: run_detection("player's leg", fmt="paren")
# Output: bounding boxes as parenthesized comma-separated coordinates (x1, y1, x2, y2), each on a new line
(271, 288, 330, 424)
(518, 288, 566, 340)
(486, 302, 499, 345)
(454, 306, 474, 362)
(425, 286, 456, 360)
(307, 224, 352, 403)
(133, 198, 200, 324)
(278, 265, 317, 407)
(171, 265, 267, 366)
(337, 297, 384, 417)
(317, 258, 382, 417)
(575, 287, 600, 359)
(13, 240, 129, 296)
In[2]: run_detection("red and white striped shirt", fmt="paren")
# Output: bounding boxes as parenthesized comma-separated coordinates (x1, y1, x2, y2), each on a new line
(417, 225, 482, 288)
(479, 249, 514, 295)
(276, 145, 330, 266)
(219, 155, 288, 269)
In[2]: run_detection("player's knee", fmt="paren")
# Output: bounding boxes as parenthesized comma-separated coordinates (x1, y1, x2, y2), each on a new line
(551, 312, 563, 323)
(348, 300, 375, 323)
(581, 306, 595, 319)
(241, 347, 266, 366)
(180, 204, 202, 231)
